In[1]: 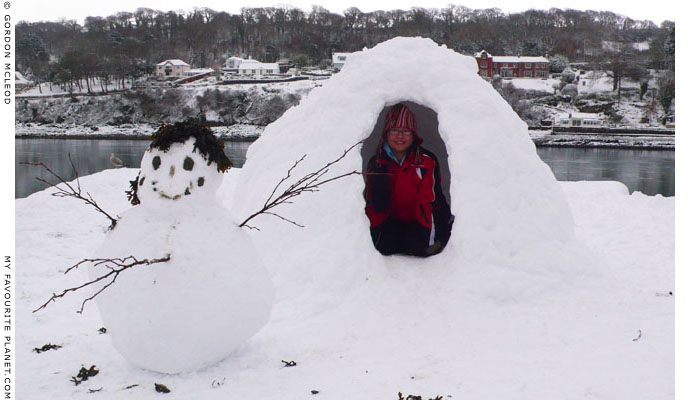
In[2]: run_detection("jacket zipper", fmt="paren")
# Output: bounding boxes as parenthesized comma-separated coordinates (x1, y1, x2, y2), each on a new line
(419, 204, 430, 225)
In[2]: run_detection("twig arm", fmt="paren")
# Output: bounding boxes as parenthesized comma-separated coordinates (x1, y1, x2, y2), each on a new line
(33, 255, 171, 314)
(239, 140, 364, 229)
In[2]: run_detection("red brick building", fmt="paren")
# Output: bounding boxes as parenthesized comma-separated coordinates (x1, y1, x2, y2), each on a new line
(475, 50, 550, 79)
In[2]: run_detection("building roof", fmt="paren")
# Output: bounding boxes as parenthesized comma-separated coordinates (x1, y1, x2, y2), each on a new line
(557, 112, 602, 119)
(474, 50, 548, 63)
(157, 59, 190, 66)
(492, 56, 549, 63)
(238, 61, 279, 70)
(15, 71, 32, 84)
(332, 52, 351, 61)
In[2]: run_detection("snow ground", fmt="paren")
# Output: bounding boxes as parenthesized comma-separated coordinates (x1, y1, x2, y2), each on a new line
(505, 72, 645, 95)
(16, 168, 673, 399)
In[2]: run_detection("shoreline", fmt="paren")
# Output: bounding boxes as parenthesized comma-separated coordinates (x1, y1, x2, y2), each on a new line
(16, 124, 675, 150)
(14, 133, 259, 142)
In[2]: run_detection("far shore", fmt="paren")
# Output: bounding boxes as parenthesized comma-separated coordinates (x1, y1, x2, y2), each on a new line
(15, 123, 674, 150)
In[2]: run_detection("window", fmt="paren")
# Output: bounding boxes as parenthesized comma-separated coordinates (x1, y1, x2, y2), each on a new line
(338, 56, 346, 61)
(480, 70, 488, 77)
(501, 70, 513, 78)
(524, 71, 532, 77)
(572, 119, 582, 127)
(480, 61, 487, 68)
(536, 71, 548, 78)
(525, 63, 531, 68)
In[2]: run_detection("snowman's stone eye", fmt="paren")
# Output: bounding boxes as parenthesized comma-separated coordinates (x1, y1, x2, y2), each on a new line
(198, 177, 205, 187)
(184, 188, 191, 196)
(139, 176, 145, 186)
(183, 157, 194, 171)
(152, 156, 161, 170)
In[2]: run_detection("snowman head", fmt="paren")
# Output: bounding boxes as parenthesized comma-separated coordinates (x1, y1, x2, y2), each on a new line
(133, 120, 232, 205)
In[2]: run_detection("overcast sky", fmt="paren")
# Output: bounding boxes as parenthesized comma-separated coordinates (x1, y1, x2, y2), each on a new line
(16, 0, 675, 26)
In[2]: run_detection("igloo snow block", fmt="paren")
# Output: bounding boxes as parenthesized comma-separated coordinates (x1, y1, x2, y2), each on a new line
(232, 37, 580, 303)
(91, 124, 274, 374)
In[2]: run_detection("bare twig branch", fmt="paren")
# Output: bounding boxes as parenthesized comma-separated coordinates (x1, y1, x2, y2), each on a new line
(20, 155, 119, 230)
(633, 329, 642, 341)
(239, 141, 364, 229)
(33, 255, 171, 314)
(263, 212, 305, 228)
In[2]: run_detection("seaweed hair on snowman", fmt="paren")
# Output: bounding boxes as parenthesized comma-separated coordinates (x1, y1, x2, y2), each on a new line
(127, 119, 232, 205)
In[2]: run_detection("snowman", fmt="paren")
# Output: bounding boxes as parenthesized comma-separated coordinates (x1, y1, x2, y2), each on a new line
(90, 121, 275, 374)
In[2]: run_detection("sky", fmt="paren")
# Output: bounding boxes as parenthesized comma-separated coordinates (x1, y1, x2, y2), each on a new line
(15, 0, 675, 26)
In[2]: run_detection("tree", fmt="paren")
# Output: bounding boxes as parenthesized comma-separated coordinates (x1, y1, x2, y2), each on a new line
(291, 53, 309, 67)
(520, 39, 542, 56)
(560, 69, 576, 84)
(561, 83, 578, 98)
(657, 71, 674, 116)
(550, 55, 568, 73)
(663, 23, 674, 70)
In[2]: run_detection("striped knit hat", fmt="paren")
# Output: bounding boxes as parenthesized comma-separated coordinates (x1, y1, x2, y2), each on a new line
(384, 103, 417, 135)
(377, 103, 424, 165)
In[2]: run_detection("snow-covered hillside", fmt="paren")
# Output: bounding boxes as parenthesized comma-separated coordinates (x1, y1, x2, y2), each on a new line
(15, 79, 319, 127)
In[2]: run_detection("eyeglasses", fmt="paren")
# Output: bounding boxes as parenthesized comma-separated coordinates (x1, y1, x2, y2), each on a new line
(389, 129, 413, 137)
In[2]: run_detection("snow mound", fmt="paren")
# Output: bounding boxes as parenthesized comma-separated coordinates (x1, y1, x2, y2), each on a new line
(232, 37, 588, 309)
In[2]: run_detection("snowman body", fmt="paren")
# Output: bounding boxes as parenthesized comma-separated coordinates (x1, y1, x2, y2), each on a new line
(91, 137, 274, 374)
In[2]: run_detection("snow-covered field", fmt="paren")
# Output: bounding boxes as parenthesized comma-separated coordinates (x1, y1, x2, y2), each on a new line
(16, 168, 674, 399)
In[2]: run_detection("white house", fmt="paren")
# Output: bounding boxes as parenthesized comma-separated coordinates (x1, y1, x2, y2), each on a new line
(331, 52, 351, 71)
(237, 59, 280, 77)
(156, 59, 191, 79)
(554, 112, 604, 128)
(224, 56, 244, 71)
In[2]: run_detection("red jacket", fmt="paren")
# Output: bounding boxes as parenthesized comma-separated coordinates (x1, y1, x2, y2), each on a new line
(365, 145, 444, 231)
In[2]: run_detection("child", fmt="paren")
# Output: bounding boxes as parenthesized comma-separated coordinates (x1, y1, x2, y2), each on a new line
(365, 103, 453, 257)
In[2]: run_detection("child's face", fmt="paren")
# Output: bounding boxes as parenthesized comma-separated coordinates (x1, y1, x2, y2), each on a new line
(387, 129, 414, 154)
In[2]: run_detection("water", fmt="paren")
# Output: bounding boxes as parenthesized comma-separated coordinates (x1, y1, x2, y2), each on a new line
(15, 139, 252, 199)
(536, 147, 674, 197)
(15, 139, 675, 198)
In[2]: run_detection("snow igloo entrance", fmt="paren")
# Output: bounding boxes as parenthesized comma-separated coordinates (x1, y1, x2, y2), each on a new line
(361, 101, 453, 256)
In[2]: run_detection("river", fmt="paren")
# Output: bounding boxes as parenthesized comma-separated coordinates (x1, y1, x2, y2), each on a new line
(15, 138, 674, 199)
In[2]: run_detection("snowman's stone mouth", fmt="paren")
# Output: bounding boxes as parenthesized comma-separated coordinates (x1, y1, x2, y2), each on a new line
(158, 188, 191, 200)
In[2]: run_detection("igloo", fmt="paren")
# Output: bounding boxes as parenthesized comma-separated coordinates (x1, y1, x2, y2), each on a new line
(232, 37, 586, 306)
